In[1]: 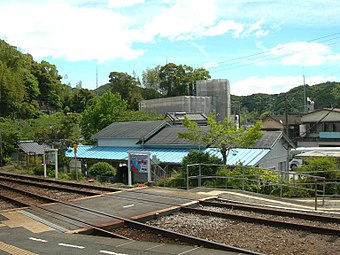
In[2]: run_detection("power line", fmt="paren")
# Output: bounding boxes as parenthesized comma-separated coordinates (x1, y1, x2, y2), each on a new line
(210, 32, 340, 73)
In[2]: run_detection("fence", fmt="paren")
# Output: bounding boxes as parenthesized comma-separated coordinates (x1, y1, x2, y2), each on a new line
(186, 163, 328, 210)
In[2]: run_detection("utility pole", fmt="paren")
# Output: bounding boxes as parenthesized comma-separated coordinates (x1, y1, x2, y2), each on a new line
(285, 94, 289, 136)
(303, 75, 307, 113)
(0, 131, 3, 167)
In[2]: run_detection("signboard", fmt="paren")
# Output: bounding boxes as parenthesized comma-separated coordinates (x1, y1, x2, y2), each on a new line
(130, 154, 149, 173)
(127, 151, 151, 186)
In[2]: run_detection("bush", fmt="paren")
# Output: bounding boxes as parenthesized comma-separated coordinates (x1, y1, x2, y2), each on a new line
(156, 170, 187, 188)
(88, 162, 116, 178)
(182, 150, 223, 176)
(296, 157, 340, 195)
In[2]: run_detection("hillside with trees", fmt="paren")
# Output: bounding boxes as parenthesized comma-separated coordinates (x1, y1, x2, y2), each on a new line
(231, 81, 340, 125)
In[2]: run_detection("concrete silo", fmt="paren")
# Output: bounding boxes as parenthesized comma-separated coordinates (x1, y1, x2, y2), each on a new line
(196, 79, 231, 122)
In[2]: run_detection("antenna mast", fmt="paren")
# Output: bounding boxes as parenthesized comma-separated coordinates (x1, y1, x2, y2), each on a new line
(303, 75, 307, 113)
(96, 66, 98, 90)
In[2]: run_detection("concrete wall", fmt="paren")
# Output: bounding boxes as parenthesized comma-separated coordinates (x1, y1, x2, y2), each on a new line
(196, 79, 231, 122)
(140, 96, 213, 116)
(140, 79, 231, 122)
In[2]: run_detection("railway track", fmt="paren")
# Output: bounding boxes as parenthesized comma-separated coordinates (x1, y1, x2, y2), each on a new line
(0, 170, 120, 193)
(1, 171, 340, 254)
(24, 197, 261, 255)
(102, 191, 340, 237)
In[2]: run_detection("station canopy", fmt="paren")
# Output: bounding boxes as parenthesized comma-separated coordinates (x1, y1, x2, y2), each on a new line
(65, 145, 270, 166)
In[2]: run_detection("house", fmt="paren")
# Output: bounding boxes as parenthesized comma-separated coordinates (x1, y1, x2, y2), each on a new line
(66, 120, 295, 179)
(16, 141, 46, 166)
(261, 115, 301, 142)
(91, 120, 169, 147)
(296, 108, 340, 147)
(251, 130, 295, 170)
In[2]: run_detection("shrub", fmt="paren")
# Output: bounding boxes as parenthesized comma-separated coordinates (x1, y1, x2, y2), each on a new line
(296, 157, 340, 195)
(88, 162, 116, 178)
(204, 164, 281, 194)
(182, 150, 223, 176)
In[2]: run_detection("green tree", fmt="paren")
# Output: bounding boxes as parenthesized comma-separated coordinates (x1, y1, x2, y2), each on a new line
(159, 63, 186, 96)
(80, 92, 127, 142)
(142, 65, 162, 92)
(159, 63, 210, 97)
(190, 67, 211, 95)
(109, 71, 141, 110)
(34, 112, 80, 149)
(31, 60, 63, 110)
(182, 150, 222, 176)
(0, 118, 22, 164)
(178, 114, 263, 164)
(70, 88, 95, 113)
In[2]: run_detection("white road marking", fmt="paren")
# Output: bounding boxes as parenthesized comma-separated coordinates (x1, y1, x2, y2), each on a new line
(123, 204, 134, 208)
(29, 237, 48, 243)
(177, 247, 201, 255)
(145, 243, 165, 250)
(100, 250, 128, 255)
(58, 243, 85, 249)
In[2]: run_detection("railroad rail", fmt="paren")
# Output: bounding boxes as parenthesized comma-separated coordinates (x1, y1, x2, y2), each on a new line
(2, 171, 340, 254)
(0, 171, 121, 193)
(0, 175, 102, 196)
(25, 197, 261, 255)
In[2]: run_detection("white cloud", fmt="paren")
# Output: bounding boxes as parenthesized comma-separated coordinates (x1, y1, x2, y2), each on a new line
(231, 75, 336, 96)
(203, 20, 244, 38)
(0, 2, 146, 62)
(270, 41, 339, 66)
(145, 0, 219, 41)
(241, 19, 268, 38)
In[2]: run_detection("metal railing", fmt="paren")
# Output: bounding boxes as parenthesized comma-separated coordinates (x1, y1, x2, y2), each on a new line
(185, 163, 327, 210)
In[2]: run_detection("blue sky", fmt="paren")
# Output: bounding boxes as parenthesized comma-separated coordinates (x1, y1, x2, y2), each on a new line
(0, 0, 340, 96)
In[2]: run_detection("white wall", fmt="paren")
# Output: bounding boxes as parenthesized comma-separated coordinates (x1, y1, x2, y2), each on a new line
(258, 139, 288, 170)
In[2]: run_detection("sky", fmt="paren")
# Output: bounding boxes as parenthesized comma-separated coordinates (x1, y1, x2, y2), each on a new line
(0, 0, 340, 96)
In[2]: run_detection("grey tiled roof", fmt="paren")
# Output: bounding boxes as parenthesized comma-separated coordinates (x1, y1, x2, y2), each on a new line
(92, 120, 169, 140)
(251, 131, 284, 149)
(18, 141, 45, 155)
(166, 112, 207, 125)
(144, 126, 210, 146)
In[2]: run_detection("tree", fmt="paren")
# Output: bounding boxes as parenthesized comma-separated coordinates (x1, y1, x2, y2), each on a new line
(109, 71, 141, 110)
(69, 88, 94, 113)
(34, 112, 80, 149)
(142, 65, 162, 91)
(80, 92, 127, 142)
(31, 60, 63, 110)
(183, 66, 211, 96)
(182, 150, 222, 176)
(178, 114, 263, 164)
(158, 63, 211, 97)
(159, 63, 186, 96)
(0, 118, 22, 164)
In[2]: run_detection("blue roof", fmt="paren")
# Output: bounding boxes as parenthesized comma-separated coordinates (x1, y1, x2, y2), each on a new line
(66, 146, 191, 164)
(205, 148, 270, 166)
(66, 146, 270, 166)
